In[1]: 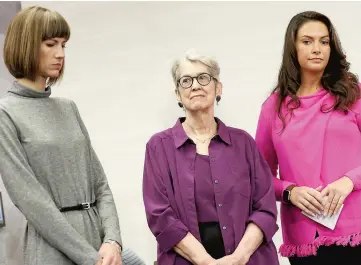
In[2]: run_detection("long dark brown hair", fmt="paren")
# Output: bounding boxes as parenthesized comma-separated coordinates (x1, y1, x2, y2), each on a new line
(273, 11, 359, 130)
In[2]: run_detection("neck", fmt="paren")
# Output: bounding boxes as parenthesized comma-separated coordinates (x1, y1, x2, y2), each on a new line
(298, 70, 323, 96)
(184, 108, 216, 135)
(17, 76, 47, 92)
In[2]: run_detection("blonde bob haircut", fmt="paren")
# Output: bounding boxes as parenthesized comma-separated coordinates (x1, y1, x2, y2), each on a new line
(3, 6, 71, 86)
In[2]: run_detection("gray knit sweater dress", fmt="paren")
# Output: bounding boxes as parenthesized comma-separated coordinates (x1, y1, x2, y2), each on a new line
(0, 81, 123, 265)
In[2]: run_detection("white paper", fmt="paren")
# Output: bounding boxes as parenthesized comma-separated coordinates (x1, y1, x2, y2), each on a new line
(301, 199, 343, 230)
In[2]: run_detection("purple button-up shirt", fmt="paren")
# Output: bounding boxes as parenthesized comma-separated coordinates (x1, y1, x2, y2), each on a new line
(143, 118, 279, 265)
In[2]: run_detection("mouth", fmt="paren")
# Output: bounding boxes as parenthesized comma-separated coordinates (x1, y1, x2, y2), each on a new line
(190, 95, 205, 99)
(310, 58, 323, 61)
(52, 64, 62, 69)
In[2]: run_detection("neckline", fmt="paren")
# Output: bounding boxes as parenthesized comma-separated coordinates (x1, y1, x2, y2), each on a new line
(297, 87, 327, 99)
(8, 81, 52, 98)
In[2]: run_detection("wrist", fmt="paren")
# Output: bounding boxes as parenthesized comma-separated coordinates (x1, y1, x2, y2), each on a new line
(232, 250, 250, 263)
(193, 253, 214, 265)
(104, 239, 122, 252)
(283, 184, 297, 204)
(343, 176, 355, 189)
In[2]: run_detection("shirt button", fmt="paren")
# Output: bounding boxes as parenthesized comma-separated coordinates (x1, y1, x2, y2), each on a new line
(218, 203, 222, 207)
(214, 180, 219, 184)
(210, 157, 215, 162)
(222, 226, 227, 230)
(227, 249, 231, 254)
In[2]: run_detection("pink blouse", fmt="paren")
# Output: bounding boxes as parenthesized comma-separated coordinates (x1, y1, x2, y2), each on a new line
(256, 87, 361, 257)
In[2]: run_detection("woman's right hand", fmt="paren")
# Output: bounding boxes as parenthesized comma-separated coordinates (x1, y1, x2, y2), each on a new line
(290, 186, 325, 216)
(95, 258, 103, 265)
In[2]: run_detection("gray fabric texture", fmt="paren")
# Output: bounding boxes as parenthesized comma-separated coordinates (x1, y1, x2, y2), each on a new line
(121, 248, 146, 265)
(0, 81, 123, 265)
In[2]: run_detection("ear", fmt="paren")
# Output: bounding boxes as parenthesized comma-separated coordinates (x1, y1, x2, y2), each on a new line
(216, 81, 223, 97)
(175, 89, 181, 101)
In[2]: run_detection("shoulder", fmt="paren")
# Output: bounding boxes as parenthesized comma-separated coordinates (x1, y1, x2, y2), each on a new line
(0, 98, 18, 128)
(226, 126, 257, 148)
(50, 97, 75, 107)
(0, 96, 13, 111)
(260, 92, 278, 113)
(146, 127, 173, 150)
(50, 98, 82, 117)
(227, 126, 254, 140)
(0, 96, 24, 119)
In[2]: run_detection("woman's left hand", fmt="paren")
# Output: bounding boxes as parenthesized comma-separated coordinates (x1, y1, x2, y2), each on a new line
(208, 253, 249, 265)
(321, 176, 354, 217)
(98, 243, 122, 265)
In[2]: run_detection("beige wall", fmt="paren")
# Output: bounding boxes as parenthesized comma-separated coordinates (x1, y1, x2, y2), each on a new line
(2, 2, 361, 264)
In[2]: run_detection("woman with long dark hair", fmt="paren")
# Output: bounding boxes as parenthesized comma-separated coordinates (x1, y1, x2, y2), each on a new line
(256, 11, 361, 265)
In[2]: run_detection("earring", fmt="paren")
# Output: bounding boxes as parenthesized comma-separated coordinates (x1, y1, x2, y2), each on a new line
(216, 95, 221, 105)
(178, 101, 184, 108)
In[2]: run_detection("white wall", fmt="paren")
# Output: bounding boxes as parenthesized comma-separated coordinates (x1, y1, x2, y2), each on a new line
(0, 3, 26, 265)
(19, 2, 361, 265)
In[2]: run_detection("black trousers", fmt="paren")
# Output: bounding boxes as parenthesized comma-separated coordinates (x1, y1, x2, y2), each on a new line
(289, 244, 361, 265)
(199, 222, 226, 259)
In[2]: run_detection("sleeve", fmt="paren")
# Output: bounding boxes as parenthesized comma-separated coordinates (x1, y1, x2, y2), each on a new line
(70, 101, 123, 246)
(255, 101, 296, 201)
(0, 108, 100, 265)
(344, 167, 361, 190)
(120, 247, 146, 265)
(344, 93, 361, 191)
(142, 142, 189, 252)
(246, 135, 279, 244)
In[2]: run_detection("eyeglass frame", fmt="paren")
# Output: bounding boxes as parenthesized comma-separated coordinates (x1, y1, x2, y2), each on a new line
(177, 72, 218, 89)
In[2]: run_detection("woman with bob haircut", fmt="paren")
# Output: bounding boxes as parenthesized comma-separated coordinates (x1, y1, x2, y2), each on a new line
(256, 11, 361, 265)
(0, 6, 144, 265)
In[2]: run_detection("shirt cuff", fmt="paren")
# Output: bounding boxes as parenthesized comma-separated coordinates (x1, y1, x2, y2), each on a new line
(247, 212, 278, 244)
(156, 219, 189, 252)
(345, 168, 361, 190)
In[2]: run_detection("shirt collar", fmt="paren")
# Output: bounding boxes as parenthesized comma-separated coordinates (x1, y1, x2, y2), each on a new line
(172, 117, 231, 148)
(8, 81, 51, 98)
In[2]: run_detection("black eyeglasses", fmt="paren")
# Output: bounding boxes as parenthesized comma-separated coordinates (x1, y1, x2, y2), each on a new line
(177, 73, 217, 89)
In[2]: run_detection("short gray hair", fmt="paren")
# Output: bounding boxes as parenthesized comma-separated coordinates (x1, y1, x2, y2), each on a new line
(171, 49, 220, 87)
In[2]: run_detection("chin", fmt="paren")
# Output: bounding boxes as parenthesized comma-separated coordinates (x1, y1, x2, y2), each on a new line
(188, 103, 212, 112)
(46, 69, 61, 78)
(306, 65, 326, 73)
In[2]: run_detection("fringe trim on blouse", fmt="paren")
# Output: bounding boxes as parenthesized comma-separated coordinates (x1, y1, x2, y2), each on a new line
(279, 232, 361, 257)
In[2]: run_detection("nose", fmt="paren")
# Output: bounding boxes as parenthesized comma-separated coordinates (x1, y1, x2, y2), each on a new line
(191, 77, 201, 90)
(55, 44, 65, 59)
(312, 42, 321, 54)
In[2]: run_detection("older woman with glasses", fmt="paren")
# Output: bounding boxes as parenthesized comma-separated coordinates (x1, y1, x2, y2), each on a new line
(142, 50, 280, 265)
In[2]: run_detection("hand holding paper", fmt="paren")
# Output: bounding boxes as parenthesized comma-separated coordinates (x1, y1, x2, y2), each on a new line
(320, 176, 353, 217)
(302, 196, 343, 230)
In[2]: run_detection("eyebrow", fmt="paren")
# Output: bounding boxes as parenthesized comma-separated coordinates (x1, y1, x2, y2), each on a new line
(46, 39, 67, 44)
(181, 72, 209, 77)
(301, 35, 330, 39)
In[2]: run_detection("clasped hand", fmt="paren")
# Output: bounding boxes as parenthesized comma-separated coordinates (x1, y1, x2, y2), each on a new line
(290, 176, 354, 217)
